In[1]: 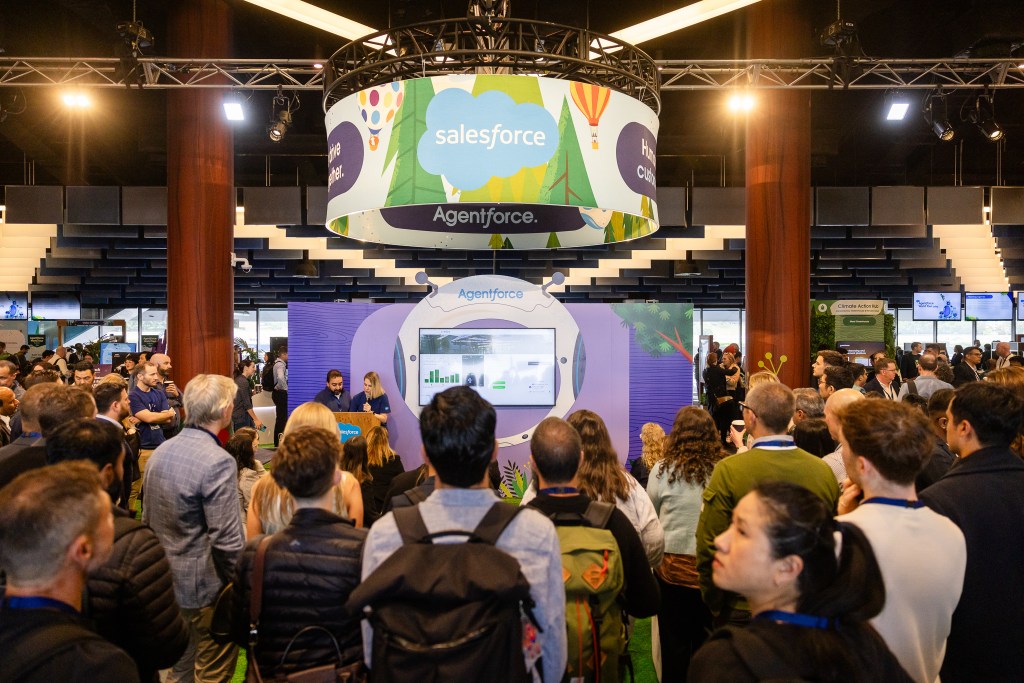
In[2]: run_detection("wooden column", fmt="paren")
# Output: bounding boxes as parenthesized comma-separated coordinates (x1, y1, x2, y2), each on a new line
(166, 0, 234, 386)
(745, 1, 811, 389)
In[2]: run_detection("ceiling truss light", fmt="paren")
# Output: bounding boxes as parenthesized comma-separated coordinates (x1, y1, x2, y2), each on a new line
(61, 91, 91, 109)
(885, 92, 910, 121)
(923, 90, 955, 142)
(727, 92, 755, 113)
(268, 87, 298, 142)
(967, 91, 1004, 141)
(223, 92, 245, 121)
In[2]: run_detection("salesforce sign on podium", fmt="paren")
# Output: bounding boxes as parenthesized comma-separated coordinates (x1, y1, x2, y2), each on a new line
(324, 75, 659, 249)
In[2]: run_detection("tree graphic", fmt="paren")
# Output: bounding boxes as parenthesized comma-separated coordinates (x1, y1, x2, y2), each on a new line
(611, 303, 694, 361)
(546, 231, 561, 248)
(539, 98, 597, 207)
(383, 78, 447, 206)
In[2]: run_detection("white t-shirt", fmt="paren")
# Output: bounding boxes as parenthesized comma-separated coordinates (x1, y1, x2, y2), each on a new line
(839, 502, 966, 683)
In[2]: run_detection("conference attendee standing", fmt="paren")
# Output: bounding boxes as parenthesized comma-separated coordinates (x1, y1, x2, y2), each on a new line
(350, 371, 390, 426)
(836, 400, 966, 683)
(128, 361, 176, 514)
(272, 345, 289, 446)
(952, 346, 983, 386)
(143, 374, 246, 683)
(994, 341, 1016, 369)
(313, 369, 351, 413)
(897, 353, 953, 401)
(900, 342, 922, 380)
(863, 356, 900, 399)
(231, 360, 263, 432)
(919, 382, 1024, 683)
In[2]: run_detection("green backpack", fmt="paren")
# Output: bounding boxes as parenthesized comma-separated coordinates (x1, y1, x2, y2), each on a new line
(547, 501, 627, 683)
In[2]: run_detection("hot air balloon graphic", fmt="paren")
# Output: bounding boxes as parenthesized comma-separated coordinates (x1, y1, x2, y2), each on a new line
(358, 81, 404, 151)
(570, 83, 611, 150)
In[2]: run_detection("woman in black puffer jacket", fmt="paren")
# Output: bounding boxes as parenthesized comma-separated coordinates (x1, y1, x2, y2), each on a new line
(228, 427, 367, 675)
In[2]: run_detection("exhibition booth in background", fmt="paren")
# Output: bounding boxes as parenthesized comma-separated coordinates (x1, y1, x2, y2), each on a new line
(286, 275, 694, 489)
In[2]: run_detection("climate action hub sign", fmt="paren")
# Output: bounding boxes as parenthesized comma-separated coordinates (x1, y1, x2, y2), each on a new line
(324, 74, 659, 249)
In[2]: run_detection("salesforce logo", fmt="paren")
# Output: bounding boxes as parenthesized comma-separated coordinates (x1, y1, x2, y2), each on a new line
(337, 423, 361, 442)
(417, 89, 558, 191)
(457, 288, 526, 302)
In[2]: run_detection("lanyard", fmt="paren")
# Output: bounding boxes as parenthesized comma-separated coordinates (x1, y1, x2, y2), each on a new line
(861, 497, 925, 509)
(4, 596, 79, 615)
(539, 487, 578, 495)
(756, 610, 831, 629)
(753, 439, 794, 448)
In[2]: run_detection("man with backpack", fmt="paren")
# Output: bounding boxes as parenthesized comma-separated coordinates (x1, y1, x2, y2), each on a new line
(351, 386, 566, 683)
(526, 416, 660, 683)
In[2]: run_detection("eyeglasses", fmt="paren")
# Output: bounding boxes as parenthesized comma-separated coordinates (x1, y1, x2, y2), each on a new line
(739, 401, 756, 416)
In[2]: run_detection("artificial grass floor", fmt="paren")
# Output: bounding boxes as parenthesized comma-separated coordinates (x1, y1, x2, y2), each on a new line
(229, 618, 659, 683)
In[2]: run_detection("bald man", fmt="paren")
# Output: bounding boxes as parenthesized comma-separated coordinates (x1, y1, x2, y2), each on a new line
(0, 386, 17, 447)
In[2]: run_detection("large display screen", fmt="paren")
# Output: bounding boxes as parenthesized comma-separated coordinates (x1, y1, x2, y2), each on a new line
(31, 294, 81, 321)
(419, 328, 555, 407)
(100, 342, 137, 365)
(1017, 292, 1024, 321)
(965, 292, 1014, 321)
(913, 292, 961, 321)
(1, 292, 28, 320)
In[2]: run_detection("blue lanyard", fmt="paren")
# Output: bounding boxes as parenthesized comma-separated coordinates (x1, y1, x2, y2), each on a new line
(539, 487, 578, 495)
(753, 439, 794, 448)
(4, 596, 79, 615)
(756, 610, 831, 629)
(861, 497, 925, 509)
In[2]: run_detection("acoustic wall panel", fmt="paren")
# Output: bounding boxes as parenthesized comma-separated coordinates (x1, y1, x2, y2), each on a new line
(242, 187, 302, 225)
(927, 186, 984, 225)
(66, 186, 120, 224)
(4, 185, 63, 224)
(816, 187, 869, 226)
(122, 187, 168, 225)
(871, 186, 925, 225)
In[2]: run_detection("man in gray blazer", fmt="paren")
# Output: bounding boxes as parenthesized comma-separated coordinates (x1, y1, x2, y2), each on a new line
(142, 374, 245, 682)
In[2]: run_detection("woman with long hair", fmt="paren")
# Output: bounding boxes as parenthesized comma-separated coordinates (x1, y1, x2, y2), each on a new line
(522, 409, 664, 566)
(646, 407, 725, 681)
(340, 435, 370, 485)
(231, 359, 263, 432)
(247, 402, 363, 536)
(689, 481, 912, 682)
(350, 371, 391, 426)
(629, 422, 665, 489)
(225, 427, 265, 519)
(361, 425, 405, 526)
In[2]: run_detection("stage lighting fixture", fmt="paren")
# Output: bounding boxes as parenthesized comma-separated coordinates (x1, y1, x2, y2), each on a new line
(61, 92, 91, 109)
(727, 92, 755, 113)
(223, 93, 245, 121)
(924, 91, 955, 142)
(885, 92, 910, 121)
(268, 111, 291, 141)
(267, 88, 298, 142)
(968, 92, 1003, 141)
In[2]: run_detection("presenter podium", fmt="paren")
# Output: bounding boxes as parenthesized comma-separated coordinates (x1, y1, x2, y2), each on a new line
(334, 411, 380, 440)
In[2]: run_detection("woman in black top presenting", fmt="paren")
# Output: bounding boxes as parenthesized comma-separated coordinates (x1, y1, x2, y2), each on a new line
(688, 481, 912, 683)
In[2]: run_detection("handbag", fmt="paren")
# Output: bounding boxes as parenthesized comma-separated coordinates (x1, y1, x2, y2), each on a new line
(245, 535, 366, 683)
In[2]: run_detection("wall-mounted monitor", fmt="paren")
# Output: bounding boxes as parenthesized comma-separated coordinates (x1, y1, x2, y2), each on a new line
(0, 292, 28, 320)
(913, 292, 961, 321)
(418, 328, 555, 407)
(965, 292, 1014, 321)
(30, 294, 81, 321)
(99, 342, 137, 365)
(1017, 292, 1024, 321)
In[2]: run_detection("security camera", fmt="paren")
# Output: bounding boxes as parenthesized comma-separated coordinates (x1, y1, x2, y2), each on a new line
(230, 252, 253, 273)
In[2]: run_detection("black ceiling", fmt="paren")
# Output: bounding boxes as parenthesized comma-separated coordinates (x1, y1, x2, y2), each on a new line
(1, 0, 1023, 308)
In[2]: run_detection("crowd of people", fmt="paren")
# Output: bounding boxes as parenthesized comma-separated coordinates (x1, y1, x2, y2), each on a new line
(0, 336, 1022, 683)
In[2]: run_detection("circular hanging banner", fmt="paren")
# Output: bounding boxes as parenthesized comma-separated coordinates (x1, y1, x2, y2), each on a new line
(324, 75, 659, 249)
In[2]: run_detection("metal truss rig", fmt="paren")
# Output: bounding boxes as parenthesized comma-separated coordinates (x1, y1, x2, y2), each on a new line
(2, 56, 1022, 93)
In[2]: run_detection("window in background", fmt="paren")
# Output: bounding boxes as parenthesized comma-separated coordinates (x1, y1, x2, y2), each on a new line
(974, 320, 1013, 354)
(233, 310, 258, 356)
(936, 318, 973, 356)
(140, 309, 167, 352)
(701, 309, 742, 351)
(258, 308, 288, 358)
(896, 309, 935, 349)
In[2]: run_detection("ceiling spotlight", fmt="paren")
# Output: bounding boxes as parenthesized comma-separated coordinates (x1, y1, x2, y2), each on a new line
(885, 92, 910, 121)
(967, 91, 1004, 141)
(61, 92, 91, 109)
(727, 92, 755, 113)
(923, 90, 955, 142)
(267, 87, 298, 142)
(223, 93, 245, 121)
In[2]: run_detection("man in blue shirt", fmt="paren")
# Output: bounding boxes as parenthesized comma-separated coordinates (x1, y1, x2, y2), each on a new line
(313, 369, 351, 413)
(128, 361, 175, 514)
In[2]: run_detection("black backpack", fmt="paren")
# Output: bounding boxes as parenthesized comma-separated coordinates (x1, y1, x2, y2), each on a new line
(260, 361, 276, 391)
(346, 502, 538, 683)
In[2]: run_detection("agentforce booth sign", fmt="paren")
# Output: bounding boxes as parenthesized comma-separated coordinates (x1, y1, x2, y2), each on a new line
(324, 74, 659, 249)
